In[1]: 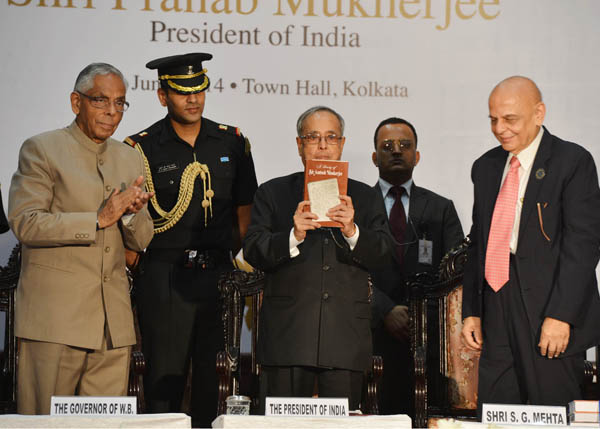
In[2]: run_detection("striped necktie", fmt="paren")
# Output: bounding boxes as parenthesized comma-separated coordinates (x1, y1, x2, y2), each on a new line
(485, 156, 521, 292)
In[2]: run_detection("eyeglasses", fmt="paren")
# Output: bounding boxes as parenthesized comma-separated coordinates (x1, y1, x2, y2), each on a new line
(380, 139, 413, 152)
(300, 133, 344, 146)
(77, 91, 130, 112)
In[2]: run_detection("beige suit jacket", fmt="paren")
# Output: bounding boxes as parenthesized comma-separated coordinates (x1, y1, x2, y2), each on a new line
(8, 121, 154, 350)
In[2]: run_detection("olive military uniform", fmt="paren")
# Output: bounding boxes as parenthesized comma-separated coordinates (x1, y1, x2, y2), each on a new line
(126, 115, 257, 426)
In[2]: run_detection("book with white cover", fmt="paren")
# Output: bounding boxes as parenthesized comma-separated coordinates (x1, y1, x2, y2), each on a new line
(569, 400, 599, 414)
(569, 412, 599, 423)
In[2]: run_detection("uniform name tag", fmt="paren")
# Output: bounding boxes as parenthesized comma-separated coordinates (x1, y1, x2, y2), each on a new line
(418, 239, 433, 265)
(50, 396, 137, 416)
(157, 163, 178, 173)
(265, 397, 349, 417)
(482, 403, 566, 426)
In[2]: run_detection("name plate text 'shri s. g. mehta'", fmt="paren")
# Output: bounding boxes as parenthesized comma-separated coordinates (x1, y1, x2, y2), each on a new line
(482, 403, 567, 426)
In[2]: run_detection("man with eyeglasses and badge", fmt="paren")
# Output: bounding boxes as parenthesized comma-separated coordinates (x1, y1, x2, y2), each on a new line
(244, 106, 393, 411)
(124, 52, 257, 427)
(370, 117, 463, 416)
(8, 63, 154, 414)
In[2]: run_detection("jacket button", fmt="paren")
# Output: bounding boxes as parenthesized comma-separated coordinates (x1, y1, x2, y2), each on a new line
(103, 276, 109, 282)
(323, 292, 329, 300)
(105, 185, 111, 192)
(75, 233, 80, 238)
(98, 159, 104, 165)
(324, 238, 329, 245)
(322, 265, 330, 271)
(105, 247, 110, 253)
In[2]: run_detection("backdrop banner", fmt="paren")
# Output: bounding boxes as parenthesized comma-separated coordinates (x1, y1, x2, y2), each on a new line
(1, 0, 599, 269)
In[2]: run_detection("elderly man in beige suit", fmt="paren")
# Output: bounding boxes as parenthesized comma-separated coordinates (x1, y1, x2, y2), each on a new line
(8, 63, 154, 414)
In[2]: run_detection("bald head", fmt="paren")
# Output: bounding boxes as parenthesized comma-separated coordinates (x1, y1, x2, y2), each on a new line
(488, 76, 546, 155)
(491, 76, 543, 105)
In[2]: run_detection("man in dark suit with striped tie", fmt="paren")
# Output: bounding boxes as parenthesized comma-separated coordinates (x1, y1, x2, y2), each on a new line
(462, 76, 600, 414)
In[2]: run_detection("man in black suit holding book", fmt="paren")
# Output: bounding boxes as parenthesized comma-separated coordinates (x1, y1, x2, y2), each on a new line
(244, 106, 393, 411)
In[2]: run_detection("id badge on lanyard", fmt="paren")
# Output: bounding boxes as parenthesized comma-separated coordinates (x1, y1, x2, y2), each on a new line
(418, 238, 433, 265)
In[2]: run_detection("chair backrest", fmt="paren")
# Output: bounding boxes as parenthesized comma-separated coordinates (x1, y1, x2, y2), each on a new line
(0, 244, 21, 414)
(216, 269, 265, 415)
(444, 286, 479, 410)
(126, 267, 146, 414)
(409, 238, 479, 428)
(437, 241, 479, 411)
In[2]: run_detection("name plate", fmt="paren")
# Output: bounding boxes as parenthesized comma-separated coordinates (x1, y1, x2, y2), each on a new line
(50, 396, 137, 416)
(265, 397, 349, 417)
(482, 403, 566, 426)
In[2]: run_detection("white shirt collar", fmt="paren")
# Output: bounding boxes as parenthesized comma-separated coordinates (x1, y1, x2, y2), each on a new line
(509, 126, 544, 170)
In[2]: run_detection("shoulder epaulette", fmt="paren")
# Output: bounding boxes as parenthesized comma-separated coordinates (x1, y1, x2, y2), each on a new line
(217, 123, 243, 137)
(214, 121, 250, 155)
(125, 130, 152, 148)
(124, 136, 137, 147)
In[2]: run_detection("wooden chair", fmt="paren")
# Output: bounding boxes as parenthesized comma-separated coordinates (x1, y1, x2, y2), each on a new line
(126, 267, 146, 413)
(216, 270, 263, 415)
(0, 245, 20, 413)
(410, 238, 599, 428)
(0, 244, 146, 414)
(216, 269, 383, 415)
(409, 238, 478, 428)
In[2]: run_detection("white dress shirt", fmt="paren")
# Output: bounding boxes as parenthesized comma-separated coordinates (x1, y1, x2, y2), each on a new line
(289, 218, 359, 257)
(498, 127, 544, 253)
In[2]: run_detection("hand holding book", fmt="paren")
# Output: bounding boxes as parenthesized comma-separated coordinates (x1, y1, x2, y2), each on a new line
(326, 195, 356, 238)
(293, 200, 321, 242)
(294, 195, 356, 241)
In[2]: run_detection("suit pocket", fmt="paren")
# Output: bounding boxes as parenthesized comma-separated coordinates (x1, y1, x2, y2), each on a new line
(354, 300, 371, 319)
(26, 247, 73, 273)
(28, 262, 74, 274)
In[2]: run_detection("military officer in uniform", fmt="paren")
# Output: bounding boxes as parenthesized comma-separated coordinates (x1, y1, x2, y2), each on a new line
(125, 53, 258, 427)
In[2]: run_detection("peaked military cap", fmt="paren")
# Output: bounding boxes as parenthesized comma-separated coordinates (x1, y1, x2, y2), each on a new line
(146, 53, 212, 94)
